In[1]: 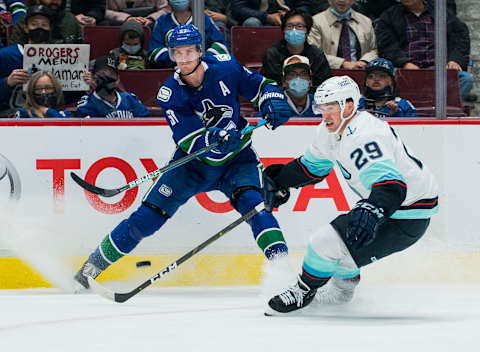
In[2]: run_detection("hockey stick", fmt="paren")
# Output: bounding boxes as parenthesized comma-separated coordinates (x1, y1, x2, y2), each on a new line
(71, 119, 267, 197)
(88, 204, 264, 303)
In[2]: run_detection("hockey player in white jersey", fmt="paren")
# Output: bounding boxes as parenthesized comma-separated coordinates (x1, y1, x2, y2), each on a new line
(262, 76, 439, 314)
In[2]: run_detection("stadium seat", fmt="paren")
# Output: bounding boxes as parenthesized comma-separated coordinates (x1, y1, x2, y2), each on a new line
(118, 69, 174, 116)
(395, 69, 465, 117)
(83, 26, 152, 60)
(331, 69, 366, 89)
(230, 26, 283, 70)
(6, 25, 13, 46)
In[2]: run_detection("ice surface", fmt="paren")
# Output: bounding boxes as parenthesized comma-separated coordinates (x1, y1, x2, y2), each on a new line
(0, 284, 479, 352)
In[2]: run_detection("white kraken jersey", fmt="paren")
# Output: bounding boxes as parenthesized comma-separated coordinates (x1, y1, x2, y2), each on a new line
(301, 111, 439, 219)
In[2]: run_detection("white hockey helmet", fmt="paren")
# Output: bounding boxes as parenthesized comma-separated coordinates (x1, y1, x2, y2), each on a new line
(313, 75, 360, 115)
(313, 76, 361, 135)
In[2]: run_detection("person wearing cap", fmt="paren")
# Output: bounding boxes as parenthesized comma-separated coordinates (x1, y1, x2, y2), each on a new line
(358, 58, 416, 118)
(261, 9, 331, 93)
(76, 55, 151, 118)
(0, 5, 55, 116)
(10, 0, 83, 45)
(281, 55, 321, 117)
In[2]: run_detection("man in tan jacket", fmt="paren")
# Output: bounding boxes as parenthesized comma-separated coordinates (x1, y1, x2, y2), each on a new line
(308, 0, 377, 69)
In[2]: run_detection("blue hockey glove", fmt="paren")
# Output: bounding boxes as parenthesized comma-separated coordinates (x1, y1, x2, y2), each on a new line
(206, 127, 242, 154)
(345, 200, 386, 250)
(259, 85, 291, 130)
(262, 164, 290, 212)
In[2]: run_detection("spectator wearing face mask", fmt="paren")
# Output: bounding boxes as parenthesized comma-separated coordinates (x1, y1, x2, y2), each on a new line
(148, 0, 229, 68)
(109, 20, 148, 70)
(76, 55, 151, 118)
(261, 9, 330, 93)
(15, 70, 72, 118)
(281, 55, 321, 117)
(0, 5, 54, 116)
(10, 0, 83, 45)
(358, 58, 416, 118)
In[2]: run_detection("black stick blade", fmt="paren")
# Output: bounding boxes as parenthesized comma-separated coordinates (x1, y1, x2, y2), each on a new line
(70, 172, 122, 197)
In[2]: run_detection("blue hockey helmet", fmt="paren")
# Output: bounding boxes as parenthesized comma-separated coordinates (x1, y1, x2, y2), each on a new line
(168, 24, 202, 63)
(168, 24, 202, 48)
(366, 58, 394, 77)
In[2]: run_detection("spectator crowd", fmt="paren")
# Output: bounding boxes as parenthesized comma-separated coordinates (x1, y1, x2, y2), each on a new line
(0, 0, 474, 118)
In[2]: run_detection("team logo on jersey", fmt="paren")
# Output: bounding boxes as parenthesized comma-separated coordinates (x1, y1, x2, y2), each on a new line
(336, 160, 351, 180)
(215, 54, 231, 62)
(199, 99, 233, 127)
(159, 184, 172, 197)
(157, 86, 172, 102)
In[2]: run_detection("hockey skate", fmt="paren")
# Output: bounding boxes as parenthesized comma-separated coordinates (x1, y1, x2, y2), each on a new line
(73, 260, 102, 292)
(315, 275, 360, 305)
(265, 277, 317, 315)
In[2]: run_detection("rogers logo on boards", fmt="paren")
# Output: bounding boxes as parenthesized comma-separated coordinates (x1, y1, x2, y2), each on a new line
(36, 157, 350, 214)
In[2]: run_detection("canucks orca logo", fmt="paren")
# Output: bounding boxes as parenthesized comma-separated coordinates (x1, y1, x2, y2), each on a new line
(200, 99, 233, 127)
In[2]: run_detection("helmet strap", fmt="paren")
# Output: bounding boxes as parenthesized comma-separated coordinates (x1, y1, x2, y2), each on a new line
(331, 100, 357, 138)
(179, 59, 202, 77)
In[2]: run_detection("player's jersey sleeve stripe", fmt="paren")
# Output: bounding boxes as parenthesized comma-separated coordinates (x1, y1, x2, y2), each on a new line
(251, 78, 276, 106)
(207, 42, 229, 55)
(300, 147, 334, 177)
(359, 160, 405, 191)
(178, 128, 206, 153)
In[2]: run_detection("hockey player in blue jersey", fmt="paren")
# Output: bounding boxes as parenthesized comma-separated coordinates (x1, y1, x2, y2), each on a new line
(358, 58, 417, 118)
(261, 76, 438, 314)
(148, 0, 229, 68)
(76, 55, 151, 118)
(74, 24, 292, 290)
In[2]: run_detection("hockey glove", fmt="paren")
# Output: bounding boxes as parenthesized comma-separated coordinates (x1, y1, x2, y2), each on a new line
(262, 164, 291, 212)
(346, 200, 386, 250)
(206, 127, 242, 154)
(259, 85, 291, 130)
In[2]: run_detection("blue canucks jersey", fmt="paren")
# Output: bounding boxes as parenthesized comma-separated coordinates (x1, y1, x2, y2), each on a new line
(157, 54, 273, 166)
(0, 0, 27, 24)
(76, 91, 151, 118)
(15, 107, 72, 118)
(358, 97, 417, 118)
(148, 13, 229, 68)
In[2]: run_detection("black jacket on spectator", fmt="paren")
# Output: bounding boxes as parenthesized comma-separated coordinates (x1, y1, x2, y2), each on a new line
(376, 3, 469, 71)
(206, 0, 238, 27)
(261, 40, 331, 92)
(70, 0, 106, 23)
(231, 0, 310, 24)
(309, 0, 329, 16)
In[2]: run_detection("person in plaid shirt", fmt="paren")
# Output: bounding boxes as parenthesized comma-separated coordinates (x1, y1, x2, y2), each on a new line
(375, 0, 472, 100)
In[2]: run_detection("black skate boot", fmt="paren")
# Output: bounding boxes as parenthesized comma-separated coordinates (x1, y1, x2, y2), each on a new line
(74, 260, 102, 291)
(266, 277, 317, 315)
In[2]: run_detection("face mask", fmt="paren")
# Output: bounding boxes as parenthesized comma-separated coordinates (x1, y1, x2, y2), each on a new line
(170, 0, 189, 11)
(288, 77, 310, 98)
(33, 92, 57, 108)
(28, 28, 50, 44)
(95, 75, 117, 99)
(284, 29, 305, 47)
(330, 7, 353, 20)
(364, 86, 393, 101)
(121, 43, 142, 55)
